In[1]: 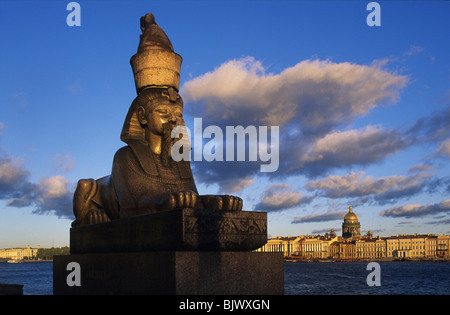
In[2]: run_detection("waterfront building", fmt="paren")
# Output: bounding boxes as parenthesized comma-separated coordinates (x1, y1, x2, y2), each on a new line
(257, 234, 339, 258)
(300, 235, 339, 258)
(256, 236, 299, 256)
(259, 233, 448, 259)
(356, 235, 386, 258)
(256, 206, 448, 260)
(329, 240, 357, 259)
(386, 234, 435, 258)
(0, 245, 40, 260)
(436, 234, 450, 258)
(426, 236, 437, 257)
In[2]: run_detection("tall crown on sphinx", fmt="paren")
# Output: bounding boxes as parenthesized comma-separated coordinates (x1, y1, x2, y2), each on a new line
(130, 13, 183, 94)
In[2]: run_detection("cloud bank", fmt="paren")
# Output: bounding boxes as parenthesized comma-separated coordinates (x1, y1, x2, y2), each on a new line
(433, 138, 450, 159)
(182, 57, 409, 192)
(305, 164, 435, 205)
(295, 125, 410, 178)
(181, 56, 450, 226)
(253, 183, 312, 212)
(0, 128, 74, 219)
(182, 57, 407, 131)
(380, 199, 450, 218)
(291, 211, 347, 224)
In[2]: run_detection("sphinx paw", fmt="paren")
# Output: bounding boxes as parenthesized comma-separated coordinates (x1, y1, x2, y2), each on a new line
(201, 195, 243, 211)
(159, 191, 198, 211)
(85, 209, 110, 225)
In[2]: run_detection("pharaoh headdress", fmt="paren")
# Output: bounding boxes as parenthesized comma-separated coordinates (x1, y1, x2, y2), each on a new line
(121, 13, 182, 143)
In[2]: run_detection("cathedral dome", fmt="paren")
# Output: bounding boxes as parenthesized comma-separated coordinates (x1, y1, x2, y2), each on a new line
(344, 205, 358, 221)
(342, 205, 361, 238)
(344, 206, 358, 221)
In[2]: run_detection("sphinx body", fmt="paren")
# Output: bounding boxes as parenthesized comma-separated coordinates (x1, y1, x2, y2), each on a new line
(72, 138, 199, 226)
(72, 88, 242, 227)
(71, 14, 242, 227)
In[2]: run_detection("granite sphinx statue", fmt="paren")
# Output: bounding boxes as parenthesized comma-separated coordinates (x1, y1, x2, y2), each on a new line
(72, 13, 242, 227)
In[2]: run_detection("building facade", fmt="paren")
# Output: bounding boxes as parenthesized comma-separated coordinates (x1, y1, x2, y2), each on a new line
(436, 234, 450, 258)
(256, 236, 299, 256)
(300, 235, 339, 258)
(385, 234, 437, 258)
(329, 240, 357, 259)
(356, 237, 386, 258)
(256, 206, 449, 259)
(0, 245, 40, 260)
(259, 233, 448, 259)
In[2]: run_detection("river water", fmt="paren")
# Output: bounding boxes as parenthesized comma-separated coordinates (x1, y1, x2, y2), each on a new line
(284, 261, 449, 295)
(0, 261, 448, 295)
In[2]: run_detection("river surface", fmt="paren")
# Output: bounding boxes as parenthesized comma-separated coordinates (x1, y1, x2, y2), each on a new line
(284, 261, 449, 295)
(0, 261, 448, 295)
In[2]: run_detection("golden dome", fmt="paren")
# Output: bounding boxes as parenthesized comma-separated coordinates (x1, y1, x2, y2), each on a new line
(344, 205, 358, 221)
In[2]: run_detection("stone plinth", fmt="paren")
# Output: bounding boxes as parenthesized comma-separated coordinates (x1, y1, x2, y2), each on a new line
(55, 208, 283, 295)
(53, 251, 283, 295)
(0, 283, 23, 295)
(70, 208, 267, 254)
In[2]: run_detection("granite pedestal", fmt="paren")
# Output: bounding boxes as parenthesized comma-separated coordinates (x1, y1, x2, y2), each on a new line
(53, 251, 283, 295)
(0, 283, 23, 295)
(70, 208, 268, 253)
(53, 208, 284, 295)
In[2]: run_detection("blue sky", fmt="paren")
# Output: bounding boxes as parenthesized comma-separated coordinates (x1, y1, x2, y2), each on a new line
(0, 1, 449, 248)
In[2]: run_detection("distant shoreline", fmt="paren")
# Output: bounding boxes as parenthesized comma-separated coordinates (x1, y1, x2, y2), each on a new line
(2, 257, 448, 264)
(0, 259, 53, 263)
(284, 256, 450, 263)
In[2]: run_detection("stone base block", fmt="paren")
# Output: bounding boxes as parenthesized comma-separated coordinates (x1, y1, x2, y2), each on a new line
(53, 251, 283, 295)
(0, 283, 23, 295)
(70, 208, 267, 253)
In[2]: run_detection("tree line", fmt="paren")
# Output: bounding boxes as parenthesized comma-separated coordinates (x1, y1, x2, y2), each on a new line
(34, 247, 70, 260)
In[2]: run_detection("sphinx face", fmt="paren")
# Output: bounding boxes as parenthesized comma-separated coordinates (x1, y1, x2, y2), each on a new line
(147, 101, 184, 136)
(137, 97, 184, 134)
(137, 96, 185, 165)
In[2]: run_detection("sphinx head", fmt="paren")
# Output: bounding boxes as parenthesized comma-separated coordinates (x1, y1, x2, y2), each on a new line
(136, 87, 184, 136)
(121, 87, 185, 166)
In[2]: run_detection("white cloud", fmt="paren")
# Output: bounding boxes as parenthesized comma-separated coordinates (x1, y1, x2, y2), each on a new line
(254, 183, 312, 211)
(38, 176, 70, 199)
(0, 127, 74, 218)
(407, 105, 450, 143)
(32, 176, 73, 217)
(0, 155, 30, 198)
(301, 126, 401, 163)
(434, 138, 450, 159)
(182, 57, 408, 134)
(305, 164, 434, 204)
(404, 45, 424, 57)
(291, 211, 347, 224)
(218, 177, 255, 194)
(2, 166, 74, 218)
(182, 57, 409, 191)
(380, 199, 450, 218)
(296, 125, 409, 176)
